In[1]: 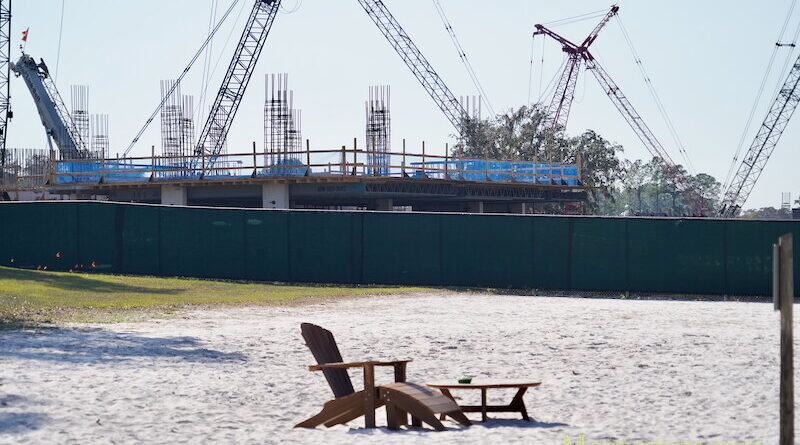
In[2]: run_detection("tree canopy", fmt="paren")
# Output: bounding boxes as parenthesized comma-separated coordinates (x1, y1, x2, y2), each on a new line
(454, 104, 723, 216)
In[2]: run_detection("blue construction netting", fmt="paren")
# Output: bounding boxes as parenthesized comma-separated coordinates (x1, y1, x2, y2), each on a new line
(410, 160, 580, 185)
(55, 158, 579, 185)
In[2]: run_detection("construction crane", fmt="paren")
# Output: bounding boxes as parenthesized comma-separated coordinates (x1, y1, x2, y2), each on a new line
(537, 5, 618, 129)
(535, 5, 706, 215)
(10, 53, 87, 159)
(719, 52, 800, 217)
(356, 0, 470, 135)
(0, 0, 11, 176)
(194, 0, 281, 171)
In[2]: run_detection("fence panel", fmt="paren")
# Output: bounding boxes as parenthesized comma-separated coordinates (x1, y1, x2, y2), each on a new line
(363, 213, 441, 285)
(531, 216, 571, 290)
(120, 204, 161, 276)
(570, 218, 627, 291)
(628, 218, 726, 294)
(0, 202, 797, 296)
(441, 214, 534, 288)
(244, 210, 290, 282)
(288, 211, 359, 284)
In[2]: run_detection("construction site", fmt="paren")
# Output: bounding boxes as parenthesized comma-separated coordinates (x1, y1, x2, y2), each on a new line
(0, 1, 794, 217)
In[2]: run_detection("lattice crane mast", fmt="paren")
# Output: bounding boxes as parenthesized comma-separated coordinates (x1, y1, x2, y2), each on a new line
(356, 0, 470, 135)
(194, 0, 281, 170)
(0, 0, 10, 174)
(11, 53, 87, 159)
(536, 5, 706, 215)
(718, 52, 800, 217)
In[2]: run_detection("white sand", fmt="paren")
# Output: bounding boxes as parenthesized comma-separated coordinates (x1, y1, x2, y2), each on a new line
(0, 294, 789, 444)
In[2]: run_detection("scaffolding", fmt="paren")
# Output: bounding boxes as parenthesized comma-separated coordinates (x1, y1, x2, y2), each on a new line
(366, 85, 391, 176)
(264, 73, 302, 174)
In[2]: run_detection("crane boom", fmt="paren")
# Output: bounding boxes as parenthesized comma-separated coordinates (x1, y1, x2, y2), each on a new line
(719, 52, 800, 217)
(195, 0, 281, 168)
(544, 54, 581, 129)
(356, 0, 469, 134)
(585, 57, 706, 214)
(11, 53, 87, 159)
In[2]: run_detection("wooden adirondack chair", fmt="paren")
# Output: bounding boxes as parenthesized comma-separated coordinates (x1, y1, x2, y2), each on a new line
(295, 323, 471, 431)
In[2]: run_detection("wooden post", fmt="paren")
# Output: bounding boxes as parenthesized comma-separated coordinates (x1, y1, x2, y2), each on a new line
(306, 139, 311, 174)
(445, 143, 449, 178)
(422, 141, 426, 177)
(775, 233, 795, 445)
(151, 145, 155, 175)
(353, 138, 358, 175)
(252, 141, 258, 176)
(341, 146, 346, 176)
(363, 364, 376, 428)
(402, 139, 406, 176)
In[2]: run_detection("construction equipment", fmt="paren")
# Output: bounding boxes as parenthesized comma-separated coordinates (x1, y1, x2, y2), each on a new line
(357, 0, 470, 135)
(536, 5, 618, 129)
(10, 53, 87, 159)
(535, 5, 706, 215)
(719, 52, 800, 217)
(194, 0, 281, 171)
(0, 0, 11, 175)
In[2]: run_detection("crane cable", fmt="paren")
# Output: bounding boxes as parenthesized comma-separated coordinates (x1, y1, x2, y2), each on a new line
(123, 0, 242, 157)
(431, 0, 496, 118)
(197, 0, 221, 127)
(616, 15, 696, 175)
(723, 0, 798, 191)
(54, 0, 65, 82)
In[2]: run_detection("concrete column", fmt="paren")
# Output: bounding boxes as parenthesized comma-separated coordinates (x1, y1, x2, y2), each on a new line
(510, 203, 528, 214)
(262, 183, 289, 209)
(466, 201, 484, 214)
(161, 184, 187, 206)
(375, 198, 393, 212)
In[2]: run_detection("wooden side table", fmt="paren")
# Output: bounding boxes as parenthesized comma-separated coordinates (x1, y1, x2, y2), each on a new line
(427, 380, 541, 422)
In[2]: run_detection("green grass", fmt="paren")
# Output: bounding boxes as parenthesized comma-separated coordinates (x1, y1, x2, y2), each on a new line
(0, 267, 422, 326)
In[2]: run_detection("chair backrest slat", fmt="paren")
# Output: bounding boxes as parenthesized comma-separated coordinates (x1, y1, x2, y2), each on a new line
(301, 323, 355, 398)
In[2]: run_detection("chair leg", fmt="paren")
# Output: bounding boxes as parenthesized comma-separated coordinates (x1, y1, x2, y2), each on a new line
(386, 403, 400, 430)
(411, 416, 422, 427)
(445, 410, 473, 427)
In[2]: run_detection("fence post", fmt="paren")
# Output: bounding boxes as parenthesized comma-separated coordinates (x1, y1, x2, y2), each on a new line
(774, 233, 795, 445)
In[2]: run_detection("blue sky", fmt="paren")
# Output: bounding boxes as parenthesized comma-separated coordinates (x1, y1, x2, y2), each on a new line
(8, 0, 799, 209)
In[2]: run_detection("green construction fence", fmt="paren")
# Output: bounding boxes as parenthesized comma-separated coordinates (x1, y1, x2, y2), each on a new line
(1, 201, 797, 296)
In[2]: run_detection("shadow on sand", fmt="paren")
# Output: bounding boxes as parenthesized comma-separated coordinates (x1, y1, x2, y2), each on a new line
(0, 412, 49, 434)
(0, 328, 246, 364)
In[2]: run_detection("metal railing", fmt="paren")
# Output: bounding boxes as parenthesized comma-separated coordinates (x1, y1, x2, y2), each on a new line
(46, 145, 582, 187)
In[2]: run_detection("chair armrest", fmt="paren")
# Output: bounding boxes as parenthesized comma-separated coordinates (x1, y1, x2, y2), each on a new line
(308, 360, 412, 372)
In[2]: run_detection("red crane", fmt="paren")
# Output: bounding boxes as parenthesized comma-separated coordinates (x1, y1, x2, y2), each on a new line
(535, 5, 706, 215)
(535, 5, 619, 129)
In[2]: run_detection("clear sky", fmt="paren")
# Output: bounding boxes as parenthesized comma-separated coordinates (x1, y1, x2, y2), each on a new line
(8, 0, 800, 209)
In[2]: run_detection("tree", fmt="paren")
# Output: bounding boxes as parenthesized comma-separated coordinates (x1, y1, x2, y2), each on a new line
(740, 207, 792, 220)
(455, 105, 624, 212)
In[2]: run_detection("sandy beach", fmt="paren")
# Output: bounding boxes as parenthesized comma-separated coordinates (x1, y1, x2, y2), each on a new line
(0, 293, 787, 444)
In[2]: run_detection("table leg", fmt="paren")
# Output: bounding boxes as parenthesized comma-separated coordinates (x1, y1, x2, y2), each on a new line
(510, 387, 529, 421)
(439, 388, 457, 421)
(481, 388, 488, 422)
